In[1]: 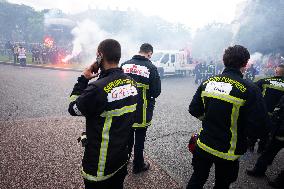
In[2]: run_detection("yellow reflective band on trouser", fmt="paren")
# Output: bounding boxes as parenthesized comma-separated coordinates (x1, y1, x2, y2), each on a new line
(69, 95, 79, 102)
(95, 104, 137, 178)
(262, 84, 284, 97)
(197, 139, 241, 160)
(82, 163, 127, 182)
(134, 83, 150, 128)
(200, 91, 245, 160)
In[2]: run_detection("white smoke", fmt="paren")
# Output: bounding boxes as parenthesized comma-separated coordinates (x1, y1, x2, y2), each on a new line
(63, 19, 140, 64)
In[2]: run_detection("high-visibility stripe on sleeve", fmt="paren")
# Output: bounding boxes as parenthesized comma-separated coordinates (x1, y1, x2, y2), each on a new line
(73, 104, 82, 116)
(69, 95, 79, 102)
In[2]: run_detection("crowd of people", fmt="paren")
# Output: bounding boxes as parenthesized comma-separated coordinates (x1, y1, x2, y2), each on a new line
(1, 41, 72, 65)
(193, 54, 284, 84)
(67, 39, 284, 189)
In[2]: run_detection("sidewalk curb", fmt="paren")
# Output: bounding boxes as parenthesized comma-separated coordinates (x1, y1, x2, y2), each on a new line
(0, 61, 83, 72)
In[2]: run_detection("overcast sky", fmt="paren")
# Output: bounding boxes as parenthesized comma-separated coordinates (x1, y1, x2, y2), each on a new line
(7, 0, 245, 29)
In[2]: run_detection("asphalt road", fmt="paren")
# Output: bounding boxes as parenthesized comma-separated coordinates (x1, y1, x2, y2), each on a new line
(0, 64, 283, 188)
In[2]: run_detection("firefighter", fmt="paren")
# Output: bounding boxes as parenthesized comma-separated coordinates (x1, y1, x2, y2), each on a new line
(194, 62, 202, 84)
(121, 43, 161, 174)
(68, 39, 138, 189)
(200, 61, 207, 82)
(207, 61, 216, 79)
(252, 64, 284, 153)
(245, 64, 257, 81)
(246, 95, 284, 189)
(187, 45, 268, 189)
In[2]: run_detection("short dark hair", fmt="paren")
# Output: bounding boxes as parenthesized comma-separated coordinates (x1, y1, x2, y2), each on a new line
(139, 43, 153, 53)
(223, 45, 250, 69)
(98, 39, 121, 63)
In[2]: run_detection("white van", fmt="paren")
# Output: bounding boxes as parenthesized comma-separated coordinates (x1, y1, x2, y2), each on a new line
(151, 50, 195, 77)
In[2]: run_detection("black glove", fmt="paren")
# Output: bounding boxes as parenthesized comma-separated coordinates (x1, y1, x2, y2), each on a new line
(77, 132, 88, 147)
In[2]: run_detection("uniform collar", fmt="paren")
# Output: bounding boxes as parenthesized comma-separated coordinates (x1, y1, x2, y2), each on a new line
(222, 67, 243, 78)
(99, 68, 122, 78)
(132, 55, 149, 61)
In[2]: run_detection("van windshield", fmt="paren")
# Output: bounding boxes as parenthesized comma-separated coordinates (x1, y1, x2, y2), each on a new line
(151, 52, 163, 62)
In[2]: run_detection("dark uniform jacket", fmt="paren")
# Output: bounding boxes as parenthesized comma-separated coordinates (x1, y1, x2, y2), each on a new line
(255, 76, 284, 113)
(68, 68, 138, 182)
(121, 55, 161, 128)
(270, 95, 284, 139)
(189, 68, 268, 161)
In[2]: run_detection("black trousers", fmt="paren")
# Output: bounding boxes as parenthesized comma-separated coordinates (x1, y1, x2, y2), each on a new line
(187, 147, 239, 189)
(84, 165, 127, 189)
(128, 128, 147, 168)
(254, 138, 284, 172)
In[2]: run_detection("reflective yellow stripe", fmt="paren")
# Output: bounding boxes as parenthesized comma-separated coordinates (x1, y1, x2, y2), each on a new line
(82, 163, 126, 182)
(97, 116, 112, 177)
(201, 91, 246, 106)
(200, 91, 245, 160)
(136, 83, 149, 89)
(100, 104, 137, 117)
(197, 139, 240, 160)
(228, 104, 240, 154)
(97, 104, 137, 177)
(133, 83, 150, 128)
(69, 95, 79, 102)
(132, 122, 151, 128)
(262, 84, 284, 97)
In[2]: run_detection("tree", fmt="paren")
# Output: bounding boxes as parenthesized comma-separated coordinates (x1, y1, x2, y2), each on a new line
(191, 23, 233, 60)
(234, 0, 284, 54)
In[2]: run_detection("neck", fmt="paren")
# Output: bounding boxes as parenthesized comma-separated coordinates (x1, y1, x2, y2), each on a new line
(138, 53, 149, 59)
(102, 62, 118, 70)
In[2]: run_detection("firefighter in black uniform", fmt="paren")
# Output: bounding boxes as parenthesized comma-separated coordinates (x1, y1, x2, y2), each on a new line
(251, 64, 284, 153)
(246, 95, 284, 189)
(207, 61, 216, 79)
(194, 62, 202, 84)
(200, 61, 207, 82)
(68, 39, 138, 189)
(121, 43, 161, 174)
(187, 45, 269, 189)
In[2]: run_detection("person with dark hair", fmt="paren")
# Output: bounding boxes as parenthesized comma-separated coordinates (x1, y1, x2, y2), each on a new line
(246, 95, 284, 189)
(187, 45, 268, 189)
(121, 43, 161, 174)
(248, 64, 284, 153)
(68, 39, 138, 189)
(139, 43, 153, 54)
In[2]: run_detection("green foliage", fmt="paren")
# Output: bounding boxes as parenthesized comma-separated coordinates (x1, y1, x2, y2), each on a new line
(0, 1, 44, 42)
(235, 0, 284, 54)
